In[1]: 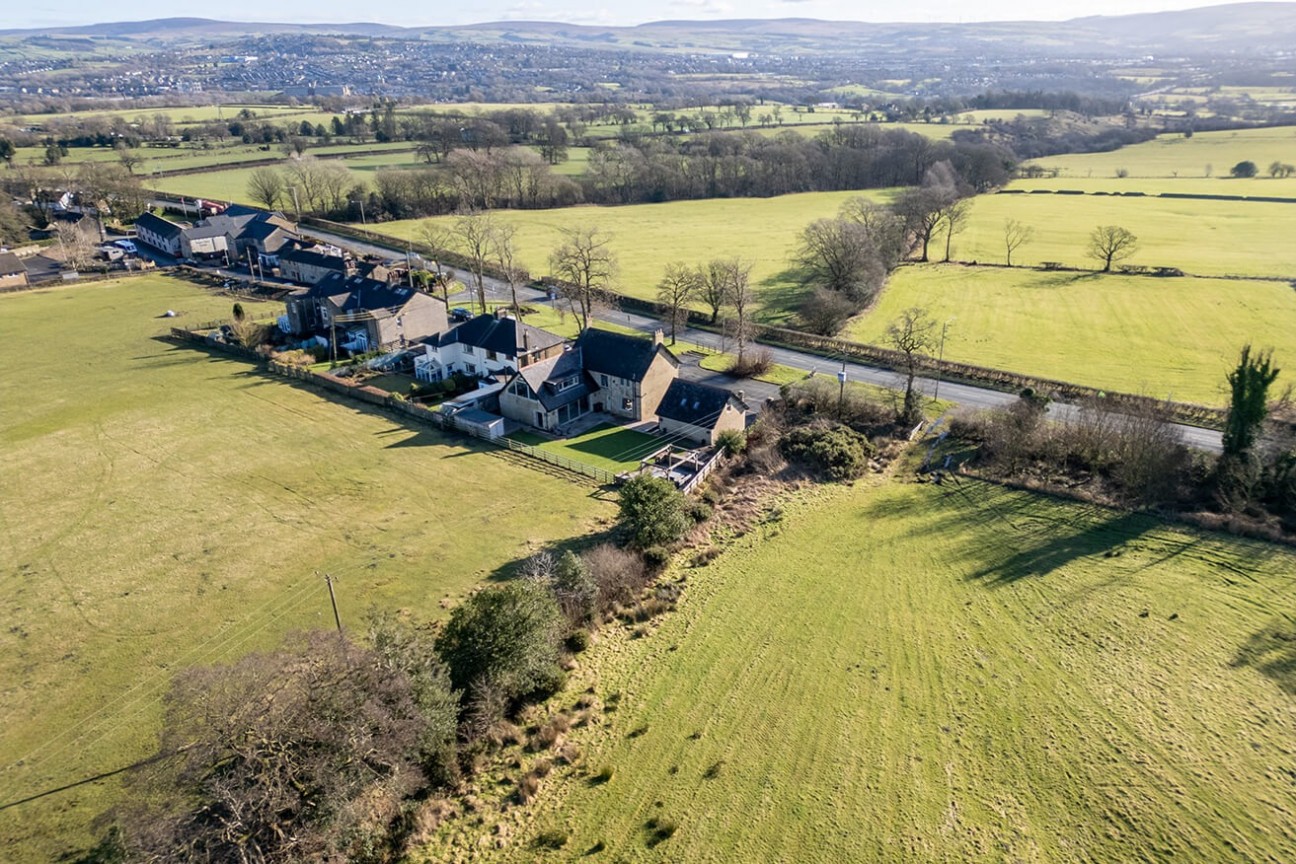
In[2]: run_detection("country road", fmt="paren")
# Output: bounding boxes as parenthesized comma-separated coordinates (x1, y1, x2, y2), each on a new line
(298, 224, 1226, 454)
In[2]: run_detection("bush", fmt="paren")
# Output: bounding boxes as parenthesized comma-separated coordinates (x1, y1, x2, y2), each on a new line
(716, 429, 747, 456)
(798, 287, 859, 336)
(618, 474, 691, 547)
(582, 544, 649, 611)
(641, 545, 671, 571)
(779, 422, 875, 481)
(551, 550, 597, 624)
(688, 500, 713, 523)
(726, 347, 773, 379)
(535, 828, 568, 850)
(436, 581, 565, 708)
(565, 629, 590, 653)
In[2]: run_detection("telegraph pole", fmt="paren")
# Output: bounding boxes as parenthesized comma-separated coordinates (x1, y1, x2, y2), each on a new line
(324, 573, 342, 634)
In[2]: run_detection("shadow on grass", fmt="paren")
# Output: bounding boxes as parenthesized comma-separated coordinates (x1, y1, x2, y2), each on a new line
(561, 429, 660, 466)
(1232, 621, 1296, 696)
(1020, 271, 1103, 290)
(754, 266, 814, 326)
(964, 509, 1155, 586)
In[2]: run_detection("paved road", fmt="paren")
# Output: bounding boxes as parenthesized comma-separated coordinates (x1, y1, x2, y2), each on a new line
(295, 225, 1227, 453)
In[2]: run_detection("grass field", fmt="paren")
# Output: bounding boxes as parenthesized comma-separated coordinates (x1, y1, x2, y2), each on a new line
(453, 479, 1296, 862)
(1005, 177, 1296, 196)
(0, 275, 613, 862)
(949, 192, 1296, 278)
(376, 189, 897, 324)
(846, 264, 1296, 404)
(1024, 126, 1296, 179)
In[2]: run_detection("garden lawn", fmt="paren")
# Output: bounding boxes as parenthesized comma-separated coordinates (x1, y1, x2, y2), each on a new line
(0, 275, 612, 863)
(510, 423, 664, 473)
(847, 264, 1296, 405)
(446, 479, 1296, 862)
(376, 189, 898, 324)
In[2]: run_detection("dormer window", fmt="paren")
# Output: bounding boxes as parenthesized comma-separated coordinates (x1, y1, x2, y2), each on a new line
(557, 375, 580, 391)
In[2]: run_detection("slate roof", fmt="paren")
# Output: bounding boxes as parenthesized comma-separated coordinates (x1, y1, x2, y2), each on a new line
(281, 247, 348, 271)
(183, 222, 233, 241)
(304, 273, 425, 319)
(0, 251, 26, 275)
(575, 328, 675, 382)
(135, 211, 183, 239)
(437, 313, 565, 358)
(657, 379, 746, 429)
(515, 349, 591, 412)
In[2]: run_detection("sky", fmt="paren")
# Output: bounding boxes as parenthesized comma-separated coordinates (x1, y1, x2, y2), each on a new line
(11, 1, 1227, 30)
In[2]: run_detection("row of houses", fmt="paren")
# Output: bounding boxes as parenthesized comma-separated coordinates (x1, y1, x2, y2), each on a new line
(280, 270, 748, 445)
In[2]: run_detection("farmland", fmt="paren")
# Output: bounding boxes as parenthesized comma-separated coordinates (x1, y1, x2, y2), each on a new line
(846, 265, 1296, 405)
(1023, 126, 1296, 180)
(456, 479, 1296, 862)
(376, 189, 897, 323)
(946, 192, 1296, 278)
(0, 275, 613, 862)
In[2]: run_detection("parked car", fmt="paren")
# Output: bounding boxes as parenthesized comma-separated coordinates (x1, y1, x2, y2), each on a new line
(97, 245, 124, 262)
(113, 239, 138, 254)
(450, 307, 474, 322)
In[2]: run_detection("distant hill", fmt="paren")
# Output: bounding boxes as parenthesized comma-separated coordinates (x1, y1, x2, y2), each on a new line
(3, 3, 1296, 56)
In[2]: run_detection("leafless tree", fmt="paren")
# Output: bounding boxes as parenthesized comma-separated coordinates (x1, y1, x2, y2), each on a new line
(712, 257, 755, 363)
(549, 224, 618, 331)
(656, 261, 703, 345)
(55, 221, 95, 270)
(246, 166, 284, 211)
(491, 222, 528, 316)
(700, 258, 731, 324)
(885, 306, 938, 423)
(114, 141, 142, 175)
(1003, 218, 1035, 266)
(452, 209, 498, 314)
(1087, 225, 1139, 272)
(941, 199, 971, 262)
(796, 218, 887, 304)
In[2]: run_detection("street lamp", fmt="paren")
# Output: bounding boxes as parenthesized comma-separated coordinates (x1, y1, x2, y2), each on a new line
(837, 369, 847, 419)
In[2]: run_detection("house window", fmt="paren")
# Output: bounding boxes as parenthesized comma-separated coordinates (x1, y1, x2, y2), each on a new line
(557, 375, 580, 391)
(466, 363, 476, 374)
(511, 380, 529, 397)
(599, 373, 608, 387)
(487, 350, 497, 361)
(622, 398, 633, 412)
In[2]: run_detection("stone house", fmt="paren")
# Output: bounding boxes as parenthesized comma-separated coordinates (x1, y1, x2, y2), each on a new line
(576, 328, 678, 421)
(134, 212, 184, 256)
(656, 379, 749, 446)
(0, 252, 29, 289)
(285, 273, 448, 354)
(279, 246, 353, 285)
(498, 348, 594, 431)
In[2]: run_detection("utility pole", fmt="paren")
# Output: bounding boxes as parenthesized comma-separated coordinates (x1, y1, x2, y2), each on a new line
(933, 317, 954, 403)
(358, 198, 366, 225)
(291, 186, 301, 222)
(324, 573, 342, 634)
(837, 358, 847, 420)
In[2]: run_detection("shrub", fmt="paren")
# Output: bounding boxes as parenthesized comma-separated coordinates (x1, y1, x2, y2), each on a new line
(618, 474, 691, 547)
(641, 545, 671, 571)
(779, 422, 875, 481)
(688, 500, 713, 523)
(535, 828, 568, 850)
(716, 429, 747, 457)
(582, 544, 649, 611)
(565, 629, 590, 653)
(726, 347, 774, 379)
(798, 287, 859, 336)
(436, 581, 565, 708)
(590, 764, 615, 784)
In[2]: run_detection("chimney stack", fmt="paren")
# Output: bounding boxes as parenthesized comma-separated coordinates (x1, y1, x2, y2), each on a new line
(652, 328, 664, 346)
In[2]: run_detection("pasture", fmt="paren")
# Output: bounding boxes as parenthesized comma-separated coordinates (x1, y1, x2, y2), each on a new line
(458, 479, 1296, 862)
(0, 275, 612, 862)
(949, 192, 1296, 278)
(846, 264, 1296, 405)
(376, 189, 897, 324)
(1024, 126, 1296, 180)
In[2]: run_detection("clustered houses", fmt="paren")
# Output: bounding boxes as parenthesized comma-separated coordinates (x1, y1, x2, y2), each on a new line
(134, 205, 297, 267)
(413, 309, 567, 382)
(284, 272, 448, 354)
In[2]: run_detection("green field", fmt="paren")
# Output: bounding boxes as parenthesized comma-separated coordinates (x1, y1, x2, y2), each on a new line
(1024, 126, 1296, 179)
(1006, 177, 1296, 196)
(377, 189, 897, 323)
(846, 264, 1296, 404)
(949, 192, 1296, 278)
(0, 275, 612, 862)
(446, 479, 1296, 862)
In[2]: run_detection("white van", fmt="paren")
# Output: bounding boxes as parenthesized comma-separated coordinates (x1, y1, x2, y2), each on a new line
(113, 239, 138, 255)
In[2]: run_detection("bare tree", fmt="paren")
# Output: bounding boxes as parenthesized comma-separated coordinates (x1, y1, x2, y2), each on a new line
(1087, 225, 1139, 272)
(941, 199, 971, 262)
(452, 209, 498, 314)
(885, 307, 937, 424)
(246, 166, 284, 212)
(491, 222, 528, 316)
(1003, 218, 1035, 266)
(893, 186, 956, 262)
(705, 258, 754, 363)
(548, 224, 618, 331)
(700, 259, 731, 324)
(656, 261, 702, 345)
(114, 141, 142, 175)
(797, 218, 887, 304)
(55, 221, 95, 270)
